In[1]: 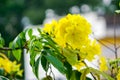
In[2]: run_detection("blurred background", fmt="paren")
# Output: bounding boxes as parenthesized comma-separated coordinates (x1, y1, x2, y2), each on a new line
(0, 0, 120, 79)
(0, 0, 120, 46)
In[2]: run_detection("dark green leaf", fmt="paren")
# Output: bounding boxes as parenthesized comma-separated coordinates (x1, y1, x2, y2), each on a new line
(12, 49, 22, 61)
(0, 76, 9, 80)
(37, 28, 42, 34)
(41, 55, 49, 71)
(42, 41, 60, 54)
(44, 53, 66, 74)
(35, 57, 40, 79)
(70, 70, 91, 80)
(70, 70, 81, 80)
(64, 61, 72, 80)
(0, 68, 4, 75)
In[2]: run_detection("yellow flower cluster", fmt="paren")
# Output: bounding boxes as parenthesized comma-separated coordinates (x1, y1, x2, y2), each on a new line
(43, 14, 101, 67)
(99, 56, 108, 71)
(117, 70, 120, 80)
(44, 14, 91, 49)
(0, 53, 23, 76)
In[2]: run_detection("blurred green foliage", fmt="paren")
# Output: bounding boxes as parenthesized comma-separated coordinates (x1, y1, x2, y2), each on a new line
(0, 0, 119, 46)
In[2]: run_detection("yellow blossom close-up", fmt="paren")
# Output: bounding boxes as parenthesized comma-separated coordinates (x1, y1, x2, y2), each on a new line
(117, 70, 120, 80)
(0, 53, 23, 77)
(99, 56, 108, 71)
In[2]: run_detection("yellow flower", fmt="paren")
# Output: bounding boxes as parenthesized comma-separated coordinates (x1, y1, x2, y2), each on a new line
(99, 56, 108, 71)
(73, 61, 85, 71)
(0, 53, 23, 76)
(3, 59, 12, 73)
(117, 70, 120, 80)
(80, 40, 101, 61)
(43, 20, 57, 36)
(43, 14, 92, 49)
(57, 14, 91, 48)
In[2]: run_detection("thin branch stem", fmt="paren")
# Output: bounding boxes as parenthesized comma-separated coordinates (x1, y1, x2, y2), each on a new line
(117, 45, 120, 49)
(0, 47, 25, 51)
(97, 40, 115, 53)
(113, 14, 118, 72)
(49, 64, 55, 80)
(83, 61, 97, 80)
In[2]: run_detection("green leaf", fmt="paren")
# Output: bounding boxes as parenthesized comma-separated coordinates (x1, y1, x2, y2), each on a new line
(42, 41, 60, 54)
(28, 28, 33, 39)
(37, 28, 42, 34)
(41, 55, 49, 71)
(62, 48, 78, 65)
(19, 31, 25, 39)
(0, 34, 5, 47)
(80, 68, 90, 80)
(0, 68, 4, 75)
(115, 10, 120, 14)
(70, 70, 81, 80)
(70, 70, 91, 80)
(30, 52, 36, 66)
(34, 57, 40, 79)
(16, 36, 22, 47)
(64, 61, 72, 80)
(89, 68, 114, 80)
(12, 49, 22, 61)
(0, 76, 9, 80)
(43, 52, 66, 74)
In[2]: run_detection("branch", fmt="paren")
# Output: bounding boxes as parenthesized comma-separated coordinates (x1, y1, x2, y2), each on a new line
(83, 61, 97, 80)
(0, 47, 25, 51)
(97, 40, 115, 53)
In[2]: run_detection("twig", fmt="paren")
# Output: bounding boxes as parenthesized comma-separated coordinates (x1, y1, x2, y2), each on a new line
(0, 47, 25, 51)
(97, 39, 115, 53)
(83, 61, 97, 80)
(113, 14, 119, 73)
(49, 64, 55, 80)
(117, 45, 120, 49)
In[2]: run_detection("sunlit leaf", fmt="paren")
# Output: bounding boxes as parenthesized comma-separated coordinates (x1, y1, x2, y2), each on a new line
(115, 10, 120, 14)
(80, 68, 90, 80)
(28, 28, 33, 39)
(62, 48, 78, 65)
(12, 49, 22, 61)
(16, 36, 22, 48)
(0, 34, 5, 47)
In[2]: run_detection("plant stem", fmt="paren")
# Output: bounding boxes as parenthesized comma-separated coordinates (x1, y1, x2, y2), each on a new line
(113, 14, 118, 72)
(83, 61, 97, 80)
